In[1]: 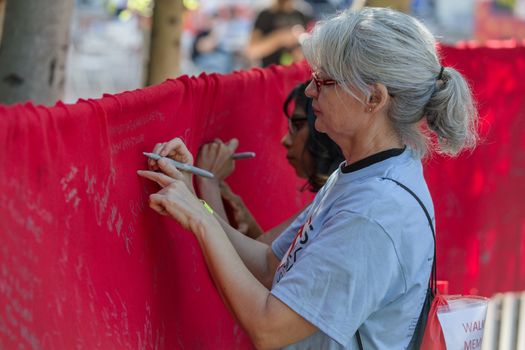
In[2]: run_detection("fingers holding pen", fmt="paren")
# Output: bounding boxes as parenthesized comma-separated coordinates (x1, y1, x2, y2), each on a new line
(145, 137, 196, 193)
(156, 158, 185, 181)
(149, 138, 194, 170)
(159, 137, 194, 165)
(149, 142, 165, 171)
(157, 157, 197, 194)
(226, 138, 239, 153)
(197, 138, 238, 181)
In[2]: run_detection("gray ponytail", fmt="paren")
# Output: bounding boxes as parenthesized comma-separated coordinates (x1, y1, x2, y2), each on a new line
(423, 67, 478, 156)
(302, 7, 479, 158)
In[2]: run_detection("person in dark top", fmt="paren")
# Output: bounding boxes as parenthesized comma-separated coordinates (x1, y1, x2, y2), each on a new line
(190, 11, 234, 73)
(245, 0, 313, 67)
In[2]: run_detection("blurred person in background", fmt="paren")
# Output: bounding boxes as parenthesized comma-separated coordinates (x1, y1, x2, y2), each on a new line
(351, 0, 412, 13)
(191, 10, 234, 73)
(304, 0, 354, 20)
(191, 5, 254, 73)
(245, 0, 314, 67)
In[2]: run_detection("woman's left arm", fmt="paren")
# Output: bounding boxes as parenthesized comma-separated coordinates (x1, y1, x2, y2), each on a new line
(138, 165, 318, 349)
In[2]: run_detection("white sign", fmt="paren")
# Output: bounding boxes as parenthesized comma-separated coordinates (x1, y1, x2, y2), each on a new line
(437, 298, 488, 350)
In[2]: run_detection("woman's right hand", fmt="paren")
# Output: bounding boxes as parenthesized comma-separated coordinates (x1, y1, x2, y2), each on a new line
(148, 137, 195, 194)
(196, 138, 239, 181)
(137, 166, 214, 237)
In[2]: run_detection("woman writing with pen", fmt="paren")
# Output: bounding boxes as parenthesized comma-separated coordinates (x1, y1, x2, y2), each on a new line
(138, 7, 478, 349)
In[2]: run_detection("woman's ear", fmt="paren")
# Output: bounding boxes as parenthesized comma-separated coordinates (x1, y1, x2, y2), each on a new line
(367, 83, 389, 113)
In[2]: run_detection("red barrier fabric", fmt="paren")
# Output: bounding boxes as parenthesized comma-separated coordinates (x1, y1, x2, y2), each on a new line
(0, 45, 524, 349)
(0, 63, 311, 349)
(428, 45, 525, 296)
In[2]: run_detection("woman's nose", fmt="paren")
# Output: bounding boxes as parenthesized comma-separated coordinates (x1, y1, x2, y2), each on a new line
(281, 132, 292, 148)
(305, 80, 317, 98)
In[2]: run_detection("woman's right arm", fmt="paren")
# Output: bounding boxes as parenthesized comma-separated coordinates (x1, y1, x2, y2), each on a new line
(213, 213, 281, 288)
(140, 140, 320, 348)
(159, 138, 279, 286)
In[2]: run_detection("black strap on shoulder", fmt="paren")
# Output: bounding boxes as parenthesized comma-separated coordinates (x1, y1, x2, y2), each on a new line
(355, 177, 436, 350)
(356, 330, 364, 349)
(382, 177, 437, 294)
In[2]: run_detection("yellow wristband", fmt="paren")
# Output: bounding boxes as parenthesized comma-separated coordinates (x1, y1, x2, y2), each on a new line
(200, 200, 214, 215)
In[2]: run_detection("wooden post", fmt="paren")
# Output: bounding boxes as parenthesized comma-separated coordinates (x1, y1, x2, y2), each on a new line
(0, 0, 73, 105)
(145, 0, 184, 86)
(0, 0, 6, 44)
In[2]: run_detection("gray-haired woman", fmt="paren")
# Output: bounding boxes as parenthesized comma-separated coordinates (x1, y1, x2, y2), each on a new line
(138, 7, 478, 350)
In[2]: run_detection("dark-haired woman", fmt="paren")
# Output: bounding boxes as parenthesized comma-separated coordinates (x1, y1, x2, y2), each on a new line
(195, 81, 344, 244)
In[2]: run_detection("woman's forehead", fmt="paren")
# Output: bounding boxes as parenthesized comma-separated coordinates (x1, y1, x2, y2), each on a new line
(314, 68, 333, 78)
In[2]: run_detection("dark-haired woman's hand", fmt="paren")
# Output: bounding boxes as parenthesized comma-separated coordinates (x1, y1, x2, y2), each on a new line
(196, 138, 238, 181)
(220, 182, 264, 239)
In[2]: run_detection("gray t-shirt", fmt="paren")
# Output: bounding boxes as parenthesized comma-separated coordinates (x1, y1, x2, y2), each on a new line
(271, 148, 434, 349)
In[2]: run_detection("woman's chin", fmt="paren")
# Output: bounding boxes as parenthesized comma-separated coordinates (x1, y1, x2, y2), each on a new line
(314, 120, 326, 133)
(293, 167, 307, 179)
(287, 158, 308, 178)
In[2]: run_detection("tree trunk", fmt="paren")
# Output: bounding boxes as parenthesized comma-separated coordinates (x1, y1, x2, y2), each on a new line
(146, 0, 183, 86)
(0, 0, 6, 44)
(0, 0, 73, 105)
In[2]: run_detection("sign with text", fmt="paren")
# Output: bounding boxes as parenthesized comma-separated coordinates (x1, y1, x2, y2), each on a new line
(437, 297, 488, 350)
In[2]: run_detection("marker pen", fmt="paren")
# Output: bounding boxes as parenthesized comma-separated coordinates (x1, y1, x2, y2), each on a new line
(231, 152, 256, 160)
(143, 152, 215, 179)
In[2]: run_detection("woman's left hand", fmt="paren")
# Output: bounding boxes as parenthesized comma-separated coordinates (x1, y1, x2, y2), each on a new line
(138, 163, 212, 235)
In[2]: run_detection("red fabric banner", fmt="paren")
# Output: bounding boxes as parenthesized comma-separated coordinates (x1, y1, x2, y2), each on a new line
(0, 45, 524, 349)
(0, 63, 310, 349)
(429, 45, 525, 296)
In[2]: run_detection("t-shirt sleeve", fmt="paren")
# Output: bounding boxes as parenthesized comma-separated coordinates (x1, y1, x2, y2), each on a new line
(271, 204, 312, 260)
(270, 211, 405, 347)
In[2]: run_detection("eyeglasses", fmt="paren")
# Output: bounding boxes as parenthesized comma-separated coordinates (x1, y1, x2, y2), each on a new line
(311, 72, 337, 93)
(288, 116, 308, 135)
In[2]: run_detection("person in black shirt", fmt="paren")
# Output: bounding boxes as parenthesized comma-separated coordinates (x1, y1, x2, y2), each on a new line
(245, 0, 313, 67)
